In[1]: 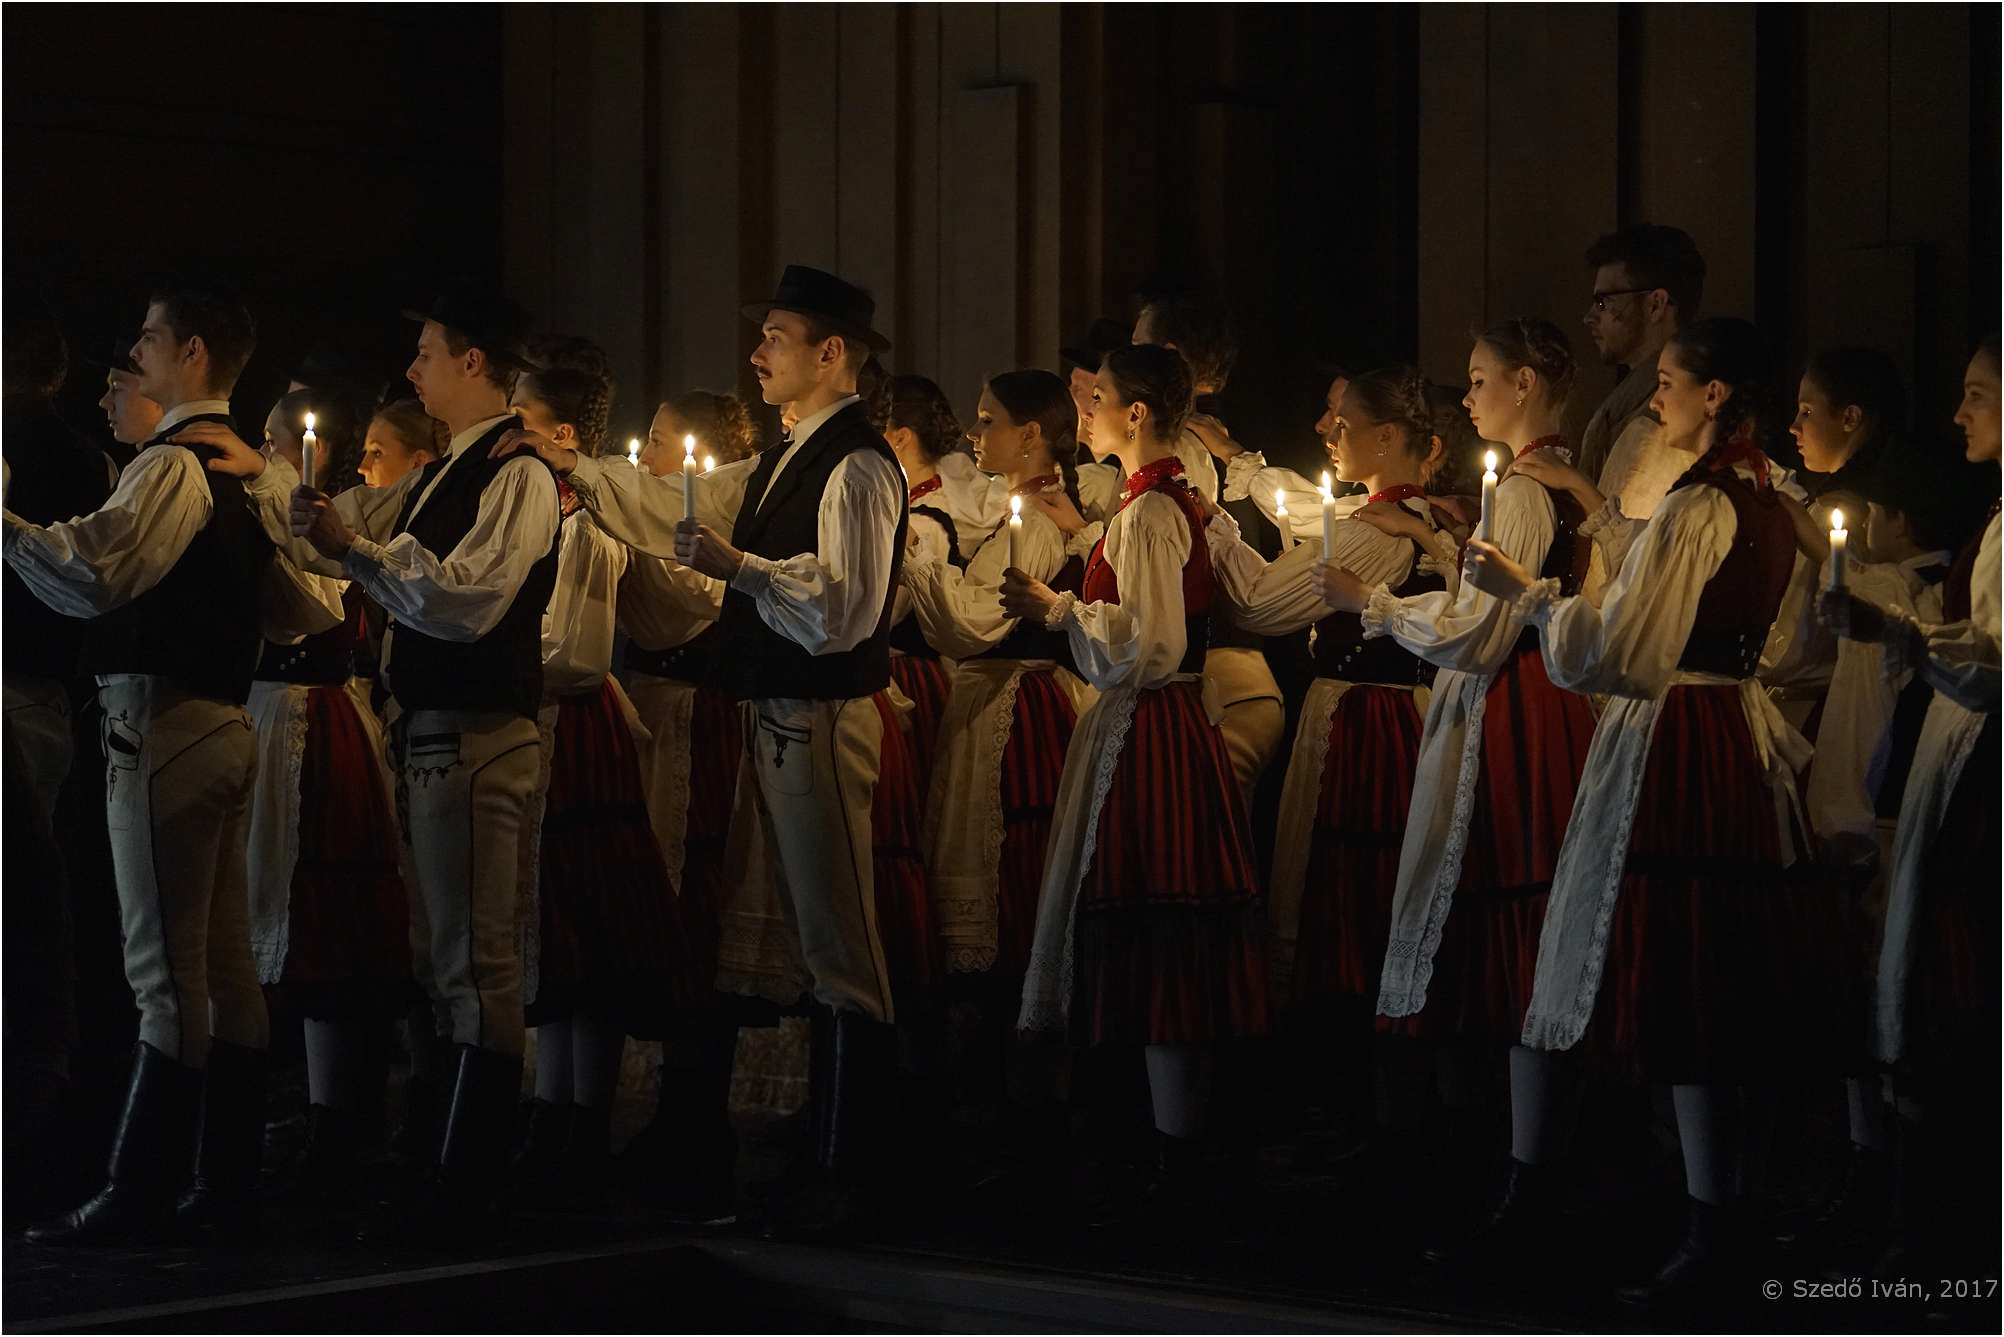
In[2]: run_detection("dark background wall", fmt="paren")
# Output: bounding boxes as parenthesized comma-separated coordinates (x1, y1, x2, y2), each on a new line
(5, 3, 505, 437)
(7, 3, 1996, 472)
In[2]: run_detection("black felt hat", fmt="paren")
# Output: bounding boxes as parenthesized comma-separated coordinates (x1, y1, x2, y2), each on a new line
(82, 335, 139, 374)
(741, 265, 891, 353)
(1059, 317, 1132, 372)
(402, 285, 533, 369)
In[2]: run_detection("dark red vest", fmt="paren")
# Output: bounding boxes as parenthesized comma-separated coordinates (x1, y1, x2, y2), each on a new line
(1082, 470, 1212, 675)
(1674, 467, 1798, 678)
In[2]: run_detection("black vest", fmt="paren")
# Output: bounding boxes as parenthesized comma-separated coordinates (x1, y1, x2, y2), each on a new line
(1311, 541, 1445, 686)
(4, 394, 113, 680)
(382, 417, 561, 718)
(79, 414, 271, 704)
(715, 403, 908, 700)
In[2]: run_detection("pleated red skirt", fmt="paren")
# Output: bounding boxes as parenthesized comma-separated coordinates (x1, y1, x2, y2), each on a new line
(1292, 683, 1426, 1005)
(991, 668, 1080, 978)
(1583, 683, 1846, 1083)
(680, 684, 744, 988)
(1392, 642, 1596, 1041)
(889, 654, 951, 795)
(1899, 715, 2001, 1095)
(529, 680, 698, 1031)
(872, 688, 940, 1005)
(1071, 681, 1273, 1046)
(280, 685, 411, 1016)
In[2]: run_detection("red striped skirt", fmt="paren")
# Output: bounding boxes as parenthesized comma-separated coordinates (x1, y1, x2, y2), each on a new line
(1292, 683, 1426, 1005)
(1392, 643, 1596, 1041)
(1584, 684, 1847, 1083)
(992, 668, 1081, 978)
(1900, 715, 2001, 1094)
(529, 680, 697, 1030)
(1071, 681, 1273, 1046)
(280, 684, 411, 1015)
(872, 688, 940, 1005)
(680, 684, 744, 986)
(889, 654, 951, 795)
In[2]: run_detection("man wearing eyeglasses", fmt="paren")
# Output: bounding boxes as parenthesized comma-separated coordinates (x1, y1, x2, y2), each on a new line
(1575, 224, 1706, 501)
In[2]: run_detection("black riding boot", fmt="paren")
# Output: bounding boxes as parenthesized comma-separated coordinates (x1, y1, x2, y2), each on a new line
(25, 1043, 202, 1246)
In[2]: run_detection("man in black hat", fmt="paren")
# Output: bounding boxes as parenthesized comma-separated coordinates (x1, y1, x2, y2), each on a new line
(185, 285, 564, 1230)
(497, 264, 906, 1229)
(6, 284, 310, 1244)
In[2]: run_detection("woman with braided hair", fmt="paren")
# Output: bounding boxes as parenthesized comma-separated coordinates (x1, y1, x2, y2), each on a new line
(901, 370, 1098, 1141)
(242, 389, 409, 1212)
(1460, 316, 1834, 1304)
(1002, 345, 1271, 1219)
(505, 341, 695, 1205)
(1321, 318, 1599, 1192)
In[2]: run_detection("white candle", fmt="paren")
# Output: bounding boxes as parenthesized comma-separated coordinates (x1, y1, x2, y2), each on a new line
(627, 437, 641, 466)
(1320, 471, 1337, 555)
(1828, 508, 1847, 590)
(682, 434, 698, 522)
(1008, 494, 1022, 572)
(1275, 487, 1294, 551)
(301, 411, 317, 491)
(1478, 450, 1499, 543)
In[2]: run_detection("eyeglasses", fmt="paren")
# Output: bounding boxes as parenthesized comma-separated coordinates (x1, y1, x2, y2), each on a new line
(1588, 287, 1655, 314)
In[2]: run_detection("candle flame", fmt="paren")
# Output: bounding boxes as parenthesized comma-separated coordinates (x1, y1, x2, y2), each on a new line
(1321, 470, 1333, 496)
(627, 437, 640, 457)
(1831, 508, 1844, 532)
(1011, 495, 1022, 518)
(683, 434, 696, 461)
(1484, 450, 1497, 473)
(1275, 487, 1287, 509)
(704, 455, 715, 472)
(304, 411, 316, 432)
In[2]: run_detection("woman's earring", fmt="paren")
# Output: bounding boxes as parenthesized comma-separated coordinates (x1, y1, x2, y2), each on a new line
(1515, 394, 1525, 407)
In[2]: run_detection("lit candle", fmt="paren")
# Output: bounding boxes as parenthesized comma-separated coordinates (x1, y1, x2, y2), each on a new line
(1478, 450, 1499, 543)
(1008, 494, 1023, 572)
(682, 434, 698, 522)
(704, 455, 715, 473)
(1321, 471, 1337, 556)
(1828, 508, 1847, 590)
(627, 437, 641, 466)
(301, 411, 317, 490)
(1275, 487, 1294, 551)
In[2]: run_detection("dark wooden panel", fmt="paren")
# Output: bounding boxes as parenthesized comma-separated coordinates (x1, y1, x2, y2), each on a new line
(838, 5, 901, 337)
(580, 6, 650, 429)
(1416, 4, 1489, 382)
(661, 5, 748, 398)
(902, 3, 944, 369)
(773, 7, 841, 274)
(502, 4, 559, 325)
(1000, 2, 1065, 368)
(938, 85, 1023, 415)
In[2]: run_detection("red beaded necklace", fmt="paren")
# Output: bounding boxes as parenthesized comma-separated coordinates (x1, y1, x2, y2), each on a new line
(1119, 455, 1186, 508)
(1366, 482, 1427, 507)
(908, 475, 943, 505)
(1010, 474, 1062, 497)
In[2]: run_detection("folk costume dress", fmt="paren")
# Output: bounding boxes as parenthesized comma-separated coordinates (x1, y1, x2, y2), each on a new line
(527, 490, 695, 1034)
(892, 452, 1003, 775)
(618, 542, 736, 997)
(1204, 486, 1450, 1005)
(1369, 436, 1600, 1041)
(1515, 441, 1829, 1082)
(1874, 502, 2000, 1090)
(245, 586, 410, 1017)
(1019, 456, 1271, 1046)
(902, 475, 1099, 979)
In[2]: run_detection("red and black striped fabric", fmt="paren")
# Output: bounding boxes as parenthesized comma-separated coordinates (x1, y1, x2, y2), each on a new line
(1291, 684, 1426, 1005)
(888, 652, 951, 796)
(1070, 680, 1272, 1046)
(1389, 641, 1596, 1042)
(1899, 714, 2001, 1095)
(1582, 683, 1844, 1083)
(279, 684, 410, 1018)
(529, 679, 698, 1032)
(679, 684, 744, 986)
(871, 688, 940, 1006)
(991, 668, 1080, 977)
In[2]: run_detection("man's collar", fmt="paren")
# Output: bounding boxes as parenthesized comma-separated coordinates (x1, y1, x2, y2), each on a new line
(445, 412, 516, 461)
(790, 395, 861, 451)
(154, 399, 230, 436)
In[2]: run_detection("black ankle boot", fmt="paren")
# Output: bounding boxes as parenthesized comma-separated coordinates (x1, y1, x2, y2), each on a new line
(764, 1010, 895, 1239)
(1422, 1157, 1559, 1272)
(176, 1041, 267, 1238)
(1618, 1195, 1742, 1307)
(26, 1043, 202, 1246)
(1775, 1142, 1889, 1273)
(413, 1045, 523, 1236)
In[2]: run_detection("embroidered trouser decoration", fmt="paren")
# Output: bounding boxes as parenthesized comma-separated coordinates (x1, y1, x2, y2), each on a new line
(99, 677, 265, 1066)
(397, 709, 542, 1057)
